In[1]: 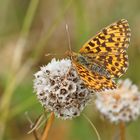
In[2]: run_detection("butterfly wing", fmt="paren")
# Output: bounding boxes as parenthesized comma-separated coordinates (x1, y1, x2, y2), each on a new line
(79, 19, 131, 78)
(72, 60, 116, 92)
(94, 51, 129, 78)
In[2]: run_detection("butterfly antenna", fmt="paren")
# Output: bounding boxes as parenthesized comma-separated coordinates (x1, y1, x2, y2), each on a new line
(45, 53, 64, 57)
(65, 24, 72, 59)
(45, 53, 57, 57)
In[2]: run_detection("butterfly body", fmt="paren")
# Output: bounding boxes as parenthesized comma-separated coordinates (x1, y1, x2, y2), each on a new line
(73, 53, 111, 78)
(90, 63, 111, 78)
(70, 19, 131, 92)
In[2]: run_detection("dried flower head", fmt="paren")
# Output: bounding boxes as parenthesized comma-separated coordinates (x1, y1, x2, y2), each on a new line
(33, 58, 93, 119)
(95, 79, 140, 123)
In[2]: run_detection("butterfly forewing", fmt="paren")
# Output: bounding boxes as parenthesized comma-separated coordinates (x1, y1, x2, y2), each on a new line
(95, 51, 129, 78)
(79, 19, 130, 78)
(80, 19, 130, 54)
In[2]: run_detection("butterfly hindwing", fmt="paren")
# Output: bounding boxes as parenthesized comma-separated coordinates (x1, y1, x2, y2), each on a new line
(72, 60, 117, 92)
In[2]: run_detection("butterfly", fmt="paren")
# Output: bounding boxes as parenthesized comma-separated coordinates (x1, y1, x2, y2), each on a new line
(69, 19, 131, 92)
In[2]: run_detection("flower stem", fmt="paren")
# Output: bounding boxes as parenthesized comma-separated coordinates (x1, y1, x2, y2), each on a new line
(119, 122, 125, 140)
(0, 0, 39, 139)
(41, 112, 55, 140)
(83, 114, 101, 140)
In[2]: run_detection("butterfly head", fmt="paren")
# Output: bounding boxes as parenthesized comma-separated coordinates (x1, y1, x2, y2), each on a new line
(66, 51, 89, 66)
(65, 51, 78, 60)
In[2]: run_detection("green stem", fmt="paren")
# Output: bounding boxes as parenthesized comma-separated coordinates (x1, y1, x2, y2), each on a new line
(74, 0, 89, 48)
(12, 0, 39, 71)
(20, 0, 39, 38)
(0, 59, 34, 139)
(83, 114, 101, 140)
(10, 96, 37, 120)
(0, 0, 39, 135)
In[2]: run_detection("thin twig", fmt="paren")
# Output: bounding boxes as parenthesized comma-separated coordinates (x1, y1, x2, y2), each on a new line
(28, 114, 45, 134)
(25, 112, 40, 140)
(41, 112, 55, 140)
(83, 114, 101, 140)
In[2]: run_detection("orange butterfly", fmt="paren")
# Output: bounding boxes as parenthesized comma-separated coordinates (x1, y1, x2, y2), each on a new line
(69, 19, 131, 92)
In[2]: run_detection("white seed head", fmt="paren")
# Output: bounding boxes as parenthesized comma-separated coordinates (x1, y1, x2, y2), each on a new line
(95, 79, 140, 123)
(33, 58, 93, 119)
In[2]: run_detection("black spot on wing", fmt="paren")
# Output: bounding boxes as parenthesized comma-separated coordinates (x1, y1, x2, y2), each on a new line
(89, 41, 95, 47)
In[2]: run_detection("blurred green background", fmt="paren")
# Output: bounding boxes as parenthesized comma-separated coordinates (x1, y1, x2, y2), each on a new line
(0, 0, 140, 140)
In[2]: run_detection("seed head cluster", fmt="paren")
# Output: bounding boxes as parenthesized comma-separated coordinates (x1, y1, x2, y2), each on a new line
(95, 79, 140, 123)
(34, 58, 93, 119)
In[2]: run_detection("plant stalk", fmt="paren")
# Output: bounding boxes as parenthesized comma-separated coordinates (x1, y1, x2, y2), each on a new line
(119, 122, 125, 140)
(41, 112, 55, 140)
